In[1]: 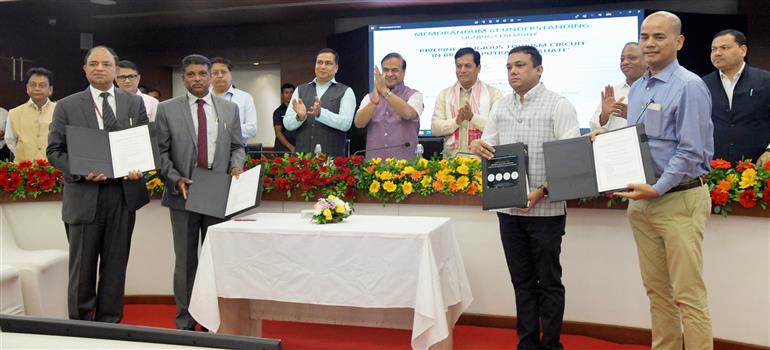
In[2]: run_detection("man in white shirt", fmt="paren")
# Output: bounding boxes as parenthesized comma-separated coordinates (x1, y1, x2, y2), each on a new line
(471, 46, 580, 350)
(210, 57, 258, 147)
(431, 47, 502, 157)
(589, 42, 647, 131)
(115, 60, 159, 122)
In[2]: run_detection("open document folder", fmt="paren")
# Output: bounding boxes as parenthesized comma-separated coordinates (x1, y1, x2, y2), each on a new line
(482, 142, 530, 210)
(66, 124, 160, 178)
(185, 165, 265, 219)
(543, 124, 655, 201)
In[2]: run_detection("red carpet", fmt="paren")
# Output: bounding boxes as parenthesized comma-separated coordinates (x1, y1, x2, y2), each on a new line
(122, 304, 650, 350)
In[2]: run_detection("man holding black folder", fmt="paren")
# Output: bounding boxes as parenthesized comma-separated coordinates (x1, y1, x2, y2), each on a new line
(47, 46, 149, 322)
(610, 12, 715, 350)
(471, 46, 579, 350)
(155, 54, 244, 330)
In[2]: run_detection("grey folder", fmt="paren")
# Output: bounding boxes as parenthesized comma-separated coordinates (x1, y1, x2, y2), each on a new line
(66, 124, 160, 178)
(543, 124, 655, 201)
(185, 166, 265, 219)
(482, 142, 529, 210)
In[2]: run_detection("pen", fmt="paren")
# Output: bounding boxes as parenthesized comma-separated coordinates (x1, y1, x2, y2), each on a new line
(750, 89, 754, 96)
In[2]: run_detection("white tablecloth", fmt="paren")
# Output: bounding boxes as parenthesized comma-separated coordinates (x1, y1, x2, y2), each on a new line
(189, 213, 473, 350)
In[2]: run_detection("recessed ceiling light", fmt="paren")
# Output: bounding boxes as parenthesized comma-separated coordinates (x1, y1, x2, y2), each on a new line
(252, 62, 260, 66)
(90, 0, 117, 5)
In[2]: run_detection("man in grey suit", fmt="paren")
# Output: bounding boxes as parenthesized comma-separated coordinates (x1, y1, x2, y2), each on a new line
(155, 54, 245, 330)
(47, 46, 149, 322)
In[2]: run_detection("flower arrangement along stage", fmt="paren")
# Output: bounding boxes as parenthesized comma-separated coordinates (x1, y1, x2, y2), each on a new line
(312, 195, 353, 224)
(1, 156, 768, 217)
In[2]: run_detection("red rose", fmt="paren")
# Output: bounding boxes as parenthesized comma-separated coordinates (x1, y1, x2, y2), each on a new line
(18, 160, 33, 169)
(709, 159, 732, 170)
(274, 177, 288, 190)
(333, 157, 347, 167)
(288, 156, 297, 163)
(263, 177, 273, 186)
(272, 156, 283, 164)
(764, 160, 770, 170)
(763, 187, 770, 204)
(351, 155, 364, 166)
(739, 189, 757, 208)
(345, 176, 355, 186)
(710, 189, 729, 205)
(35, 159, 50, 167)
(5, 172, 22, 192)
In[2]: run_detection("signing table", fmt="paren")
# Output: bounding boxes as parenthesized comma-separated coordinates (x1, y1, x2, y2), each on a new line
(188, 213, 473, 350)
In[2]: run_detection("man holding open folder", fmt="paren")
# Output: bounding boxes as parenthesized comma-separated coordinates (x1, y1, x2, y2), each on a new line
(610, 11, 715, 350)
(155, 54, 244, 330)
(471, 46, 580, 350)
(47, 46, 149, 322)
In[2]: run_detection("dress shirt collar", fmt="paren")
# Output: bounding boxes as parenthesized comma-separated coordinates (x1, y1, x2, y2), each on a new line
(89, 85, 116, 102)
(312, 77, 337, 87)
(26, 98, 52, 111)
(210, 84, 237, 98)
(643, 59, 680, 83)
(719, 61, 746, 83)
(187, 91, 213, 106)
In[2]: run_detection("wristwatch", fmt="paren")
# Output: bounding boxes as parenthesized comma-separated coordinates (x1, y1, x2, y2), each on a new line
(384, 89, 393, 100)
(537, 184, 549, 197)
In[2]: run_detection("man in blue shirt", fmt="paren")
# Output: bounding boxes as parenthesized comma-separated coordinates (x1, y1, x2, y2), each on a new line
(283, 48, 356, 156)
(210, 57, 258, 147)
(614, 11, 714, 350)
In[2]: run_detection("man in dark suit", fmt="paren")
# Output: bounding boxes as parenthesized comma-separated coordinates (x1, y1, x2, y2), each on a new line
(703, 29, 770, 164)
(155, 54, 245, 330)
(47, 45, 150, 322)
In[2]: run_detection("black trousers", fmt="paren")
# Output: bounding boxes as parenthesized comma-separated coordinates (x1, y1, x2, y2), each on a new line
(66, 182, 134, 322)
(497, 213, 566, 350)
(169, 208, 224, 330)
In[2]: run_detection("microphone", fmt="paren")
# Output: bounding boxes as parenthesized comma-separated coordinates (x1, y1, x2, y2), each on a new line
(352, 142, 411, 156)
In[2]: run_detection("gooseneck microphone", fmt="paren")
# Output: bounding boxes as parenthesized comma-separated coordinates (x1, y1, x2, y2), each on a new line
(352, 142, 411, 156)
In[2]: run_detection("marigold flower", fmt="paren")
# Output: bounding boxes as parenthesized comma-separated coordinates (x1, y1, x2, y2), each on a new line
(456, 175, 470, 189)
(402, 182, 414, 195)
(456, 164, 469, 175)
(383, 181, 397, 193)
(739, 168, 757, 189)
(716, 180, 731, 192)
(421, 175, 433, 188)
(418, 158, 429, 168)
(432, 180, 444, 191)
(710, 159, 731, 169)
(369, 180, 380, 194)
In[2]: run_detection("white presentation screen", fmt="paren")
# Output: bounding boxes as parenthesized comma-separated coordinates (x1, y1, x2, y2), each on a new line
(369, 9, 643, 133)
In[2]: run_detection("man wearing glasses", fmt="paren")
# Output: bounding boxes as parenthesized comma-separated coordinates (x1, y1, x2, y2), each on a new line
(116, 60, 159, 122)
(6, 67, 56, 162)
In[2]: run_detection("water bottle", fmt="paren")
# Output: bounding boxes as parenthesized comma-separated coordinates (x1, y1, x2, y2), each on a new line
(415, 143, 424, 159)
(314, 143, 323, 156)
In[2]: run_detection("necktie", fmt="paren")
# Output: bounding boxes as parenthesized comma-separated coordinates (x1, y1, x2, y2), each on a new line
(99, 92, 118, 131)
(196, 99, 208, 168)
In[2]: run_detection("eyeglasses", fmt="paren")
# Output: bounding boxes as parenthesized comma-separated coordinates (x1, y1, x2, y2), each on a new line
(117, 74, 138, 81)
(27, 83, 50, 89)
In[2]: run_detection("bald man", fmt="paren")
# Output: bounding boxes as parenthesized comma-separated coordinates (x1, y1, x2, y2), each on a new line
(611, 11, 714, 350)
(589, 42, 648, 131)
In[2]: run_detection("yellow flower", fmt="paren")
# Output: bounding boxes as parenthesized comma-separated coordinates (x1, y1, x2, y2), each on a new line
(421, 175, 433, 188)
(439, 159, 448, 168)
(376, 171, 393, 181)
(369, 157, 382, 165)
(418, 158, 428, 168)
(456, 164, 469, 175)
(395, 159, 407, 168)
(148, 170, 157, 176)
(474, 172, 482, 183)
(323, 208, 332, 220)
(402, 182, 414, 195)
(369, 180, 381, 194)
(739, 168, 757, 189)
(456, 176, 470, 189)
(146, 178, 161, 190)
(726, 173, 739, 185)
(383, 181, 397, 193)
(402, 166, 416, 175)
(335, 205, 346, 214)
(327, 194, 337, 201)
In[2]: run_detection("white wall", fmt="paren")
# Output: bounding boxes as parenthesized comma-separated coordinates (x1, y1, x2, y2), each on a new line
(172, 64, 281, 147)
(1, 200, 768, 346)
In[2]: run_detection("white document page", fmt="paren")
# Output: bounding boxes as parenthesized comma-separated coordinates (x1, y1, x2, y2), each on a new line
(593, 126, 647, 192)
(225, 165, 261, 216)
(108, 125, 156, 178)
